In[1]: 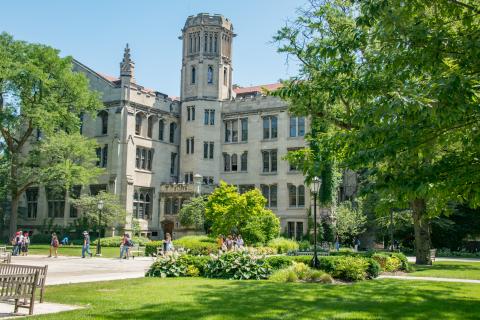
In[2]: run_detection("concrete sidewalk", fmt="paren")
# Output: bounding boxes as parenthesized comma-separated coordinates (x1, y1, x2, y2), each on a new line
(407, 256, 480, 263)
(379, 275, 480, 284)
(10, 255, 155, 286)
(0, 301, 81, 318)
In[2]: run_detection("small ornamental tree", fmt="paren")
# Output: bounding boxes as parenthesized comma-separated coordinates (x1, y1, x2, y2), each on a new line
(179, 196, 207, 231)
(205, 182, 280, 244)
(72, 191, 126, 235)
(335, 201, 367, 244)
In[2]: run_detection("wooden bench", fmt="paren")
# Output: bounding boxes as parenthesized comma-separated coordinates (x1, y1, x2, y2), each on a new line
(0, 271, 39, 315)
(129, 245, 145, 259)
(430, 249, 437, 263)
(0, 247, 11, 264)
(0, 264, 48, 303)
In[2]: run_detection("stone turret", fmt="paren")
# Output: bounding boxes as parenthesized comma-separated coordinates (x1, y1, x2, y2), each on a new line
(120, 43, 135, 83)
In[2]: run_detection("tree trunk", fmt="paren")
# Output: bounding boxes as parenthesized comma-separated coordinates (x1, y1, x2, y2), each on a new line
(412, 198, 432, 265)
(8, 155, 19, 237)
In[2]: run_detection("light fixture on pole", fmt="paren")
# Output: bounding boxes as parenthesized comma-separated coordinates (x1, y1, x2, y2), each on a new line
(310, 176, 321, 268)
(193, 173, 203, 196)
(96, 200, 104, 256)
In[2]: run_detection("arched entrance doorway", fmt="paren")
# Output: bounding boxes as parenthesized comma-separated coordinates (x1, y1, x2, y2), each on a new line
(161, 220, 174, 239)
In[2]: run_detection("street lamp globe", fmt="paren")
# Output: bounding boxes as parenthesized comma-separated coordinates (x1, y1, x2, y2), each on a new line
(310, 176, 321, 194)
(97, 200, 104, 210)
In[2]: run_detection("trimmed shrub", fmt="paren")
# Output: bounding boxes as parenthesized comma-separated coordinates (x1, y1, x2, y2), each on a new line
(309, 270, 324, 282)
(371, 252, 409, 272)
(146, 254, 187, 277)
(99, 236, 150, 247)
(390, 252, 410, 271)
(178, 254, 210, 275)
(173, 236, 217, 256)
(267, 238, 299, 254)
(292, 262, 311, 280)
(145, 241, 163, 256)
(332, 256, 369, 281)
(366, 258, 381, 279)
(371, 253, 389, 270)
(204, 251, 271, 280)
(385, 256, 402, 272)
(263, 256, 294, 270)
(299, 240, 311, 251)
(270, 268, 298, 283)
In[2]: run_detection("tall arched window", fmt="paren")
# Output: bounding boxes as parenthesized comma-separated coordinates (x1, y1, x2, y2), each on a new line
(231, 154, 238, 171)
(191, 67, 196, 84)
(298, 185, 305, 207)
(158, 119, 164, 141)
(241, 152, 248, 171)
(135, 113, 143, 135)
(207, 66, 213, 84)
(98, 111, 108, 135)
(224, 153, 231, 172)
(169, 122, 176, 143)
(147, 116, 154, 138)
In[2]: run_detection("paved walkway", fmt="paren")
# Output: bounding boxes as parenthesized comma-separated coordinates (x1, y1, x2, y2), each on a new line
(0, 302, 81, 318)
(10, 255, 155, 286)
(379, 275, 480, 284)
(407, 256, 480, 263)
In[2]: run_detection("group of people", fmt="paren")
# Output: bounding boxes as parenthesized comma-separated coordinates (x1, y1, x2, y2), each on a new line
(217, 234, 244, 252)
(10, 231, 30, 256)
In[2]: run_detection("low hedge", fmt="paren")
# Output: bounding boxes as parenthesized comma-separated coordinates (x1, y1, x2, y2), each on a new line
(146, 241, 164, 256)
(98, 236, 150, 247)
(267, 238, 299, 254)
(173, 236, 218, 256)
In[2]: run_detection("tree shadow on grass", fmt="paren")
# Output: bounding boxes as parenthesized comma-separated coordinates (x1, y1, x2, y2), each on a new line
(92, 279, 480, 320)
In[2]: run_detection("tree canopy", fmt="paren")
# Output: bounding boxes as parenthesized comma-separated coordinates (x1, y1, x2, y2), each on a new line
(273, 0, 480, 264)
(0, 32, 103, 235)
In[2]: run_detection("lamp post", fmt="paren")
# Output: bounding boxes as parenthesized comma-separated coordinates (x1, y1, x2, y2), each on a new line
(193, 173, 203, 196)
(96, 200, 104, 256)
(310, 176, 321, 268)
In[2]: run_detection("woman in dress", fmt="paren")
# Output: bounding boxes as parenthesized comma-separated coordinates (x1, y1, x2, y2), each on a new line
(49, 233, 59, 258)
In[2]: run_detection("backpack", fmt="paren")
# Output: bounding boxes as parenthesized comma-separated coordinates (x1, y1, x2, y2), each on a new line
(127, 239, 134, 247)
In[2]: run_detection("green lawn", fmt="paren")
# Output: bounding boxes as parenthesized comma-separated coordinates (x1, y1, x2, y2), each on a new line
(409, 261, 480, 280)
(31, 277, 480, 319)
(12, 244, 122, 259)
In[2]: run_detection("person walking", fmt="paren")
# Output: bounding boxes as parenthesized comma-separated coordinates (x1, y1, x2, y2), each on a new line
(120, 233, 131, 259)
(21, 232, 30, 256)
(335, 234, 340, 252)
(354, 237, 361, 252)
(164, 233, 174, 255)
(81, 231, 92, 258)
(11, 231, 21, 256)
(49, 233, 59, 258)
(236, 235, 244, 250)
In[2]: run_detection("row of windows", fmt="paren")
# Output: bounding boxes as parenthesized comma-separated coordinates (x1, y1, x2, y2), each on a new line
(225, 118, 248, 143)
(135, 114, 177, 143)
(188, 32, 218, 54)
(261, 184, 306, 208)
(133, 189, 153, 220)
(25, 184, 106, 219)
(190, 66, 228, 86)
(183, 172, 215, 185)
(223, 152, 248, 172)
(186, 107, 216, 126)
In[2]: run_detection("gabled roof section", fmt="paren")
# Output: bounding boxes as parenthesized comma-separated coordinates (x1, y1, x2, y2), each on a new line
(233, 83, 283, 95)
(72, 59, 119, 87)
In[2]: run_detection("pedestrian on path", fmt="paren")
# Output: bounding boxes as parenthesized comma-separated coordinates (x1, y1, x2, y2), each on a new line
(21, 231, 30, 256)
(82, 231, 93, 258)
(49, 233, 59, 258)
(120, 233, 131, 259)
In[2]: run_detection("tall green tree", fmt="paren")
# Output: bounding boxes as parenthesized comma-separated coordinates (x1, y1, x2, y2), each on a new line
(179, 195, 208, 231)
(205, 182, 280, 244)
(0, 33, 102, 235)
(273, 0, 480, 264)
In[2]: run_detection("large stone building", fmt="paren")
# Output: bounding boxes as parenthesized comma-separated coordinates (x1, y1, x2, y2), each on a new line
(17, 13, 344, 240)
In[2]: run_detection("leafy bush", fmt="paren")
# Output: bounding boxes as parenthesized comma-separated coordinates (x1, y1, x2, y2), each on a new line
(145, 241, 163, 256)
(178, 254, 210, 275)
(385, 256, 402, 272)
(146, 254, 188, 278)
(319, 273, 334, 284)
(267, 238, 299, 254)
(186, 265, 200, 277)
(204, 251, 271, 280)
(389, 252, 410, 271)
(332, 256, 369, 281)
(248, 246, 277, 255)
(366, 258, 381, 279)
(173, 236, 217, 256)
(371, 253, 389, 270)
(99, 236, 150, 247)
(270, 268, 298, 282)
(371, 252, 409, 272)
(292, 262, 311, 280)
(263, 256, 294, 270)
(299, 240, 311, 251)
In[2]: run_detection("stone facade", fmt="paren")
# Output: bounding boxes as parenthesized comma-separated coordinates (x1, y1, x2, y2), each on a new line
(16, 13, 330, 240)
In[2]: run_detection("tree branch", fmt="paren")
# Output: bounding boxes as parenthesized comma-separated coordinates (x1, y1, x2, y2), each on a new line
(446, 0, 480, 15)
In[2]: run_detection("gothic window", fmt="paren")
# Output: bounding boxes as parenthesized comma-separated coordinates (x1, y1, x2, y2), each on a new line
(187, 106, 195, 121)
(169, 123, 176, 143)
(261, 184, 277, 208)
(191, 66, 196, 84)
(214, 35, 218, 52)
(158, 119, 164, 140)
(204, 109, 215, 125)
(223, 153, 231, 172)
(223, 67, 227, 86)
(99, 111, 108, 135)
(231, 154, 238, 172)
(189, 34, 193, 53)
(136, 148, 141, 168)
(147, 116, 154, 138)
(207, 66, 213, 84)
(241, 152, 248, 171)
(263, 115, 278, 139)
(135, 113, 143, 135)
(46, 187, 65, 218)
(288, 184, 305, 207)
(133, 189, 153, 220)
(170, 152, 177, 175)
(147, 150, 153, 170)
(96, 145, 108, 168)
(262, 149, 278, 173)
(241, 118, 248, 141)
(209, 35, 213, 52)
(135, 147, 153, 171)
(184, 172, 193, 183)
(290, 116, 305, 137)
(26, 187, 39, 219)
(203, 142, 214, 159)
(204, 34, 208, 52)
(186, 137, 194, 154)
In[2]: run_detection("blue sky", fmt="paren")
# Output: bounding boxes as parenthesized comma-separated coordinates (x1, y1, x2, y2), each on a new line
(1, 0, 307, 96)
